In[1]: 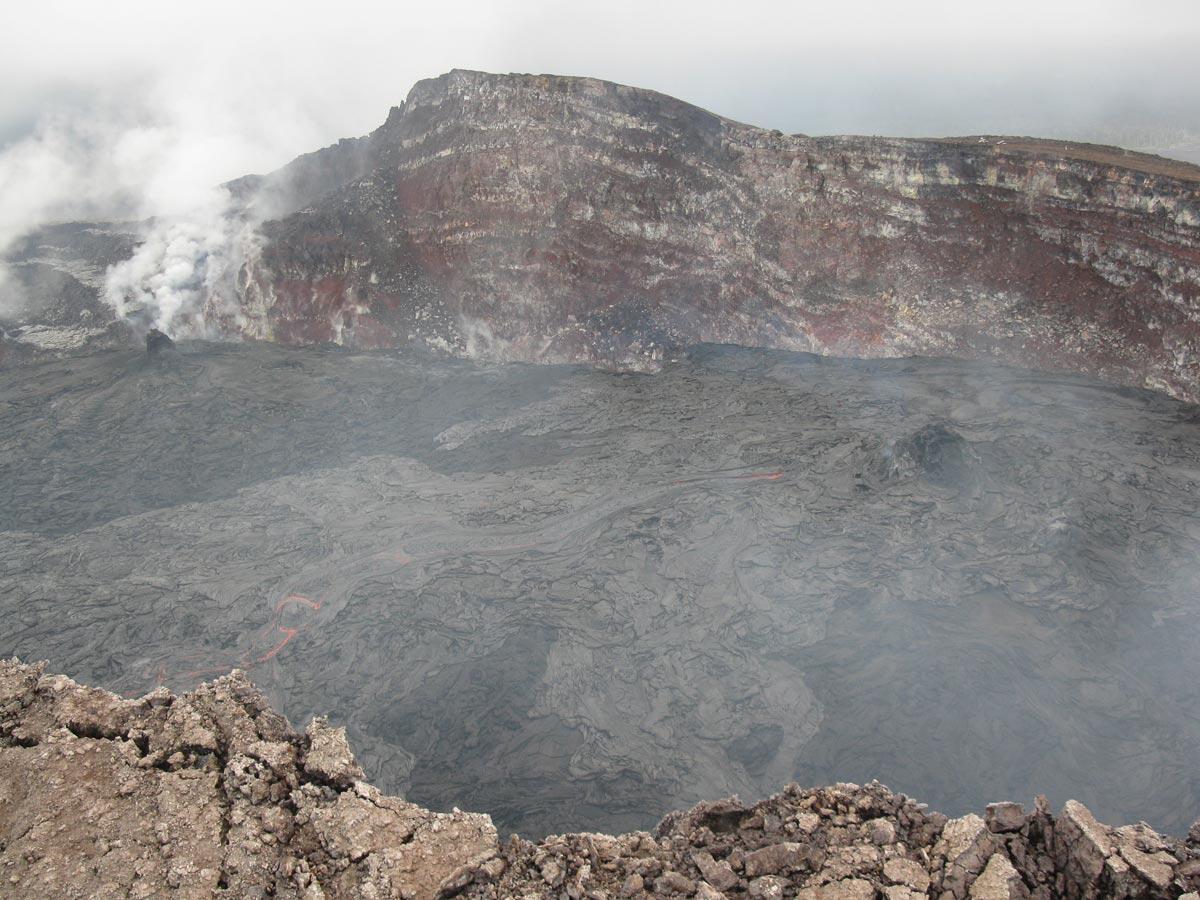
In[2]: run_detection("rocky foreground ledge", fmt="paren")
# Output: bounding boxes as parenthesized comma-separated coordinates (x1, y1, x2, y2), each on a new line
(1, 661, 1197, 899)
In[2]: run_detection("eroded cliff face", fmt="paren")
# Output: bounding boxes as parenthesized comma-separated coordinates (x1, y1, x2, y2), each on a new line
(237, 70, 1200, 398)
(2, 660, 1198, 899)
(5, 71, 1199, 399)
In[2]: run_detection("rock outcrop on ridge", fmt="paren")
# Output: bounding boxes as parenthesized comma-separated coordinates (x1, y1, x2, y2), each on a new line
(2, 660, 1198, 899)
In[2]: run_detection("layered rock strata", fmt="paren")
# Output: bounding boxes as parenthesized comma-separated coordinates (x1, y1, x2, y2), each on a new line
(2, 660, 1197, 899)
(237, 70, 1200, 400)
(6, 70, 1200, 400)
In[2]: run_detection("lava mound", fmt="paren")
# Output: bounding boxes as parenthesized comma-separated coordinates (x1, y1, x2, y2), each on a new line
(868, 423, 974, 487)
(145, 329, 175, 354)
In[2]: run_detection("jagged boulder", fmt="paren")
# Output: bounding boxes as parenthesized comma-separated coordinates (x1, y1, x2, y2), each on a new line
(303, 717, 364, 787)
(969, 852, 1028, 899)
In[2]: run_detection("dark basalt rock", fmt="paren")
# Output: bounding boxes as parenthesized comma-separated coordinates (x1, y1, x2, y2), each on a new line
(855, 422, 975, 489)
(145, 328, 175, 354)
(4, 343, 1200, 839)
(878, 423, 973, 487)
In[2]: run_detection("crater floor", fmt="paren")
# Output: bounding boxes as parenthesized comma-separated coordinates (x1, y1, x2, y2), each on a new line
(2, 342, 1199, 837)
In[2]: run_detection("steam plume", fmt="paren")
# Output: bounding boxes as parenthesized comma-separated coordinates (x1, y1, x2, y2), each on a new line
(103, 191, 260, 337)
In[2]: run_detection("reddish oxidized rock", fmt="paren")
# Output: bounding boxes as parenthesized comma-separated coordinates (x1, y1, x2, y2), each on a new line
(237, 70, 1200, 399)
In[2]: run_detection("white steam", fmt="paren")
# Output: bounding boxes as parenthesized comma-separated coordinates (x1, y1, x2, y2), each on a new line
(0, 100, 270, 336)
(103, 191, 261, 337)
(0, 21, 340, 335)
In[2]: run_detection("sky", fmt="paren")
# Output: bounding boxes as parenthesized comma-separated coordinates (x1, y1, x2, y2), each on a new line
(1, 0, 1199, 237)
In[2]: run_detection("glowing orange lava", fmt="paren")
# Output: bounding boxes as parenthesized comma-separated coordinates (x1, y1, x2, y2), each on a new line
(133, 592, 326, 693)
(276, 593, 322, 614)
(256, 625, 300, 663)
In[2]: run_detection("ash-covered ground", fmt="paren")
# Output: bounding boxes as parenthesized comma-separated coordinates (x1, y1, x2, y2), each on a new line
(1, 342, 1199, 839)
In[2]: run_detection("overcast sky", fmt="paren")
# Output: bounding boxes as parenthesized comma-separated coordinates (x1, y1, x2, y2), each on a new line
(2, 0, 1198, 233)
